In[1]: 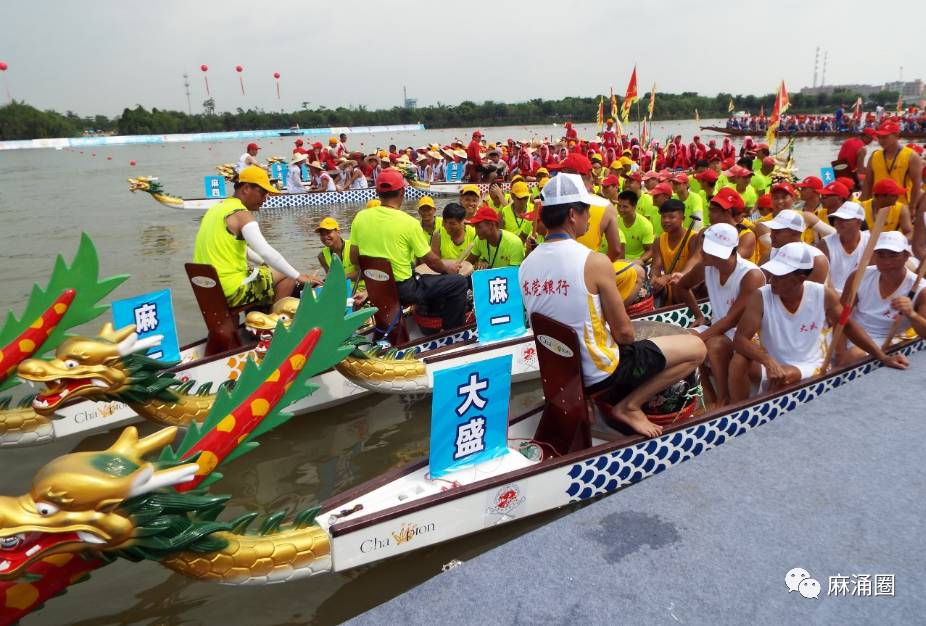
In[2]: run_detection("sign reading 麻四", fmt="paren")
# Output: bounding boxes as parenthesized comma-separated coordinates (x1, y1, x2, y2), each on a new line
(204, 175, 227, 198)
(111, 289, 180, 363)
(471, 266, 526, 342)
(429, 354, 512, 478)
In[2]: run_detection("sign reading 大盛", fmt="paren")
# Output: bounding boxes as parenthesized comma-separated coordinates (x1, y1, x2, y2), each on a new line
(111, 289, 180, 363)
(429, 354, 512, 478)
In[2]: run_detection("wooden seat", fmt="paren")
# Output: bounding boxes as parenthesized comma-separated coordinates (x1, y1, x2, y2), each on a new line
(184, 263, 257, 356)
(357, 256, 409, 346)
(529, 313, 594, 456)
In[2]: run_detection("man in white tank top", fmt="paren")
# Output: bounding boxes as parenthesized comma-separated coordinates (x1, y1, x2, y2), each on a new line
(673, 224, 765, 406)
(519, 173, 706, 438)
(237, 143, 266, 173)
(839, 231, 926, 364)
(730, 242, 906, 401)
(817, 202, 869, 294)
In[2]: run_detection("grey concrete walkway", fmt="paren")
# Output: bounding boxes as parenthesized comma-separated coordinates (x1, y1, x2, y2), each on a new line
(352, 349, 926, 626)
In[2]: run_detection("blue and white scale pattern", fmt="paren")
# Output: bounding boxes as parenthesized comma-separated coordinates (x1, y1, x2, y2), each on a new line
(255, 182, 532, 210)
(565, 340, 926, 501)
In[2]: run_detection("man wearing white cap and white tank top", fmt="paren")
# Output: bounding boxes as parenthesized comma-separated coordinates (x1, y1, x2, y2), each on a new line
(672, 223, 765, 406)
(759, 209, 829, 283)
(839, 231, 926, 364)
(519, 173, 706, 438)
(817, 201, 870, 294)
(730, 242, 907, 401)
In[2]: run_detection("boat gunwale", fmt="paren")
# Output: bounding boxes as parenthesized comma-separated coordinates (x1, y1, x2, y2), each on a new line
(324, 336, 922, 536)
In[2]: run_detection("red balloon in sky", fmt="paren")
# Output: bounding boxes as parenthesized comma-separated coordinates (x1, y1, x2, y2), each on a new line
(200, 64, 208, 72)
(235, 65, 243, 73)
(273, 72, 280, 79)
(0, 62, 7, 71)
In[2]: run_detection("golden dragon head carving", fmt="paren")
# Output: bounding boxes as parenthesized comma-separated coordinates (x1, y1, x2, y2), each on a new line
(244, 297, 299, 360)
(18, 323, 169, 414)
(0, 426, 197, 579)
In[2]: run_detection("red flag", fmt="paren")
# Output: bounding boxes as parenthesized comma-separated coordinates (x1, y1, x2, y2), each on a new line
(620, 65, 638, 123)
(852, 97, 862, 120)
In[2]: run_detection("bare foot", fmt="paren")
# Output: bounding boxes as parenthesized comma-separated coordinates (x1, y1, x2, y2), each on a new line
(611, 404, 663, 438)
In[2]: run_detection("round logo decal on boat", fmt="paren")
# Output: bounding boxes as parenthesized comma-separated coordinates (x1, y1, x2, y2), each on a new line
(536, 334, 573, 358)
(363, 269, 391, 282)
(191, 276, 217, 289)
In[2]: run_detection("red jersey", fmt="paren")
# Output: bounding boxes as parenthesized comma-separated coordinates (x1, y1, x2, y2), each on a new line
(837, 137, 864, 173)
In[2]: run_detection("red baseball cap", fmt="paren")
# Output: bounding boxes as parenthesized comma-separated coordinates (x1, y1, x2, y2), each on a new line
(472, 130, 484, 137)
(756, 194, 773, 209)
(795, 176, 824, 191)
(557, 152, 593, 175)
(761, 156, 777, 166)
(670, 173, 689, 184)
(601, 174, 620, 187)
(468, 205, 500, 224)
(694, 169, 719, 183)
(875, 120, 901, 136)
(625, 171, 643, 182)
(755, 143, 770, 151)
(907, 143, 924, 155)
(771, 182, 796, 196)
(312, 141, 323, 148)
(834, 177, 855, 192)
(295, 139, 304, 146)
(863, 127, 877, 138)
(819, 182, 850, 200)
(711, 187, 745, 213)
(651, 182, 674, 197)
(872, 178, 906, 196)
(721, 157, 735, 170)
(247, 142, 260, 151)
(642, 171, 661, 181)
(375, 169, 406, 193)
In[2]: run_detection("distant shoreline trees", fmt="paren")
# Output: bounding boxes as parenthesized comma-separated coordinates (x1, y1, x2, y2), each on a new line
(0, 90, 903, 140)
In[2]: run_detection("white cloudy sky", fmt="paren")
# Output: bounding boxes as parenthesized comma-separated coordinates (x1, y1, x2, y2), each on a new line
(3, 0, 921, 116)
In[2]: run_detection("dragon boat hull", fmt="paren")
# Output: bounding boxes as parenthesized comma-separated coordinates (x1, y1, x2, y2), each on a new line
(309, 336, 926, 576)
(700, 125, 926, 140)
(136, 182, 520, 211)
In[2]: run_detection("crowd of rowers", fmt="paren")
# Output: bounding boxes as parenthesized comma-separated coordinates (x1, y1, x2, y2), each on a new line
(196, 118, 925, 438)
(726, 106, 926, 134)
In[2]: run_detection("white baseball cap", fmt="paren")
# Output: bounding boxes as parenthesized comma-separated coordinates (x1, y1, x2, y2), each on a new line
(761, 242, 815, 276)
(702, 223, 739, 258)
(539, 172, 607, 207)
(874, 231, 912, 253)
(829, 201, 865, 222)
(765, 209, 806, 232)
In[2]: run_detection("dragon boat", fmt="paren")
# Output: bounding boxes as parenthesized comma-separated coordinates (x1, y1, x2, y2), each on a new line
(700, 125, 926, 140)
(1, 264, 921, 624)
(127, 175, 515, 211)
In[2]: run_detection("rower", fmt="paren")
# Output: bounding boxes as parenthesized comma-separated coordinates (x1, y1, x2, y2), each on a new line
(416, 196, 442, 239)
(836, 128, 875, 182)
(861, 119, 923, 210)
(724, 165, 758, 211)
(465, 130, 487, 182)
(651, 199, 699, 305)
(431, 202, 477, 261)
(459, 184, 481, 219)
(499, 181, 534, 241)
(817, 202, 869, 294)
(795, 176, 824, 216)
(839, 231, 926, 364)
(818, 181, 851, 222)
(519, 172, 706, 438)
(466, 206, 525, 269)
(558, 153, 624, 261)
(670, 173, 704, 228)
(193, 166, 319, 307)
(754, 209, 830, 282)
(750, 157, 776, 196)
(349, 169, 468, 332)
(646, 182, 674, 236)
(693, 169, 720, 218)
(236, 142, 266, 172)
(315, 217, 358, 282)
(286, 153, 307, 194)
(308, 161, 336, 192)
(673, 224, 765, 406)
(616, 190, 655, 264)
(730, 242, 906, 401)
(861, 179, 913, 239)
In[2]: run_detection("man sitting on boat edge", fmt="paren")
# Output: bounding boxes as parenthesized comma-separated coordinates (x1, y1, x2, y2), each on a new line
(519, 173, 706, 438)
(193, 166, 320, 307)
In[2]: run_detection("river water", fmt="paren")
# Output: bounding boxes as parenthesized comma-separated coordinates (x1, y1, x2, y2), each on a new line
(0, 120, 846, 625)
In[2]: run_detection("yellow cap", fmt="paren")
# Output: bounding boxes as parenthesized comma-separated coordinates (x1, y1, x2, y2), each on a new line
(510, 174, 525, 184)
(609, 160, 623, 170)
(417, 195, 435, 209)
(536, 167, 549, 176)
(366, 199, 381, 208)
(315, 217, 340, 232)
(511, 181, 530, 199)
(539, 177, 549, 189)
(238, 166, 279, 194)
(329, 136, 338, 144)
(620, 156, 634, 167)
(461, 184, 480, 196)
(591, 153, 603, 162)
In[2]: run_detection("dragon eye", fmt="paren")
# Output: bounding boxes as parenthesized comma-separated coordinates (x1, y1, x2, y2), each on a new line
(35, 502, 59, 516)
(278, 314, 290, 322)
(63, 359, 79, 369)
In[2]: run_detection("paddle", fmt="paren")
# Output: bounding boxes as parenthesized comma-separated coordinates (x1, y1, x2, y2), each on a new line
(415, 240, 477, 276)
(881, 255, 926, 350)
(821, 205, 889, 373)
(666, 216, 700, 275)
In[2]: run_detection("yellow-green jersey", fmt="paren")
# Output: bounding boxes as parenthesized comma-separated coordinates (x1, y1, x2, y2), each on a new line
(472, 229, 525, 267)
(193, 197, 249, 297)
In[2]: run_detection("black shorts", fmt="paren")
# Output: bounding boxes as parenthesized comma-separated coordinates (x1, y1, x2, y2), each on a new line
(586, 339, 667, 405)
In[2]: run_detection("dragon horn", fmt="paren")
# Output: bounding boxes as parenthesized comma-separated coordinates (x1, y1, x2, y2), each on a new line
(128, 462, 199, 498)
(98, 323, 135, 344)
(110, 425, 177, 458)
(115, 332, 163, 356)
